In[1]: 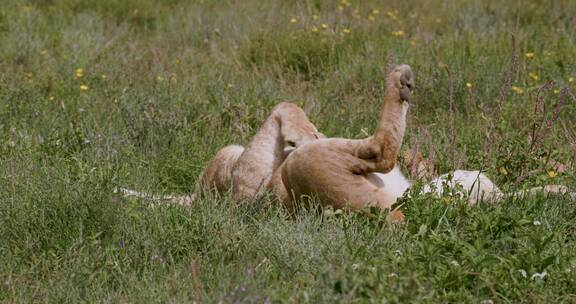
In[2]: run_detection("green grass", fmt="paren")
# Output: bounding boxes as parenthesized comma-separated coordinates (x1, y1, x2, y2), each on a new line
(1, 0, 576, 302)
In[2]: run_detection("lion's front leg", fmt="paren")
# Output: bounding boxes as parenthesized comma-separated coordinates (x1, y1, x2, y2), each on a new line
(356, 64, 414, 174)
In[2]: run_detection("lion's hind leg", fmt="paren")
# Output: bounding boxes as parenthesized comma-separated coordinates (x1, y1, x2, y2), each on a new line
(231, 102, 320, 201)
(199, 144, 245, 193)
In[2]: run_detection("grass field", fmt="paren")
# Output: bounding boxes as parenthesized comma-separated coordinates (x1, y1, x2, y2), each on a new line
(1, 0, 576, 302)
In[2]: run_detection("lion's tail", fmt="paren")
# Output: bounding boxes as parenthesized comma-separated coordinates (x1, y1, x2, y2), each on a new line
(115, 187, 196, 206)
(504, 185, 576, 201)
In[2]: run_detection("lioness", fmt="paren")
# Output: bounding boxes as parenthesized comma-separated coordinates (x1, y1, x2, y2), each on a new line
(119, 64, 574, 220)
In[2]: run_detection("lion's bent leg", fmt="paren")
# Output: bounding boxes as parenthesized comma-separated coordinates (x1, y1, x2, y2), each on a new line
(231, 102, 320, 201)
(355, 64, 414, 174)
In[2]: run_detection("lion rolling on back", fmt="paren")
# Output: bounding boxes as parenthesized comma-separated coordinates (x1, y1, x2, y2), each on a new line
(118, 64, 574, 220)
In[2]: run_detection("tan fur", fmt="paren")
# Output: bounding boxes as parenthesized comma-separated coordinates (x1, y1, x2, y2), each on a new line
(198, 145, 245, 193)
(276, 65, 414, 222)
(199, 102, 322, 201)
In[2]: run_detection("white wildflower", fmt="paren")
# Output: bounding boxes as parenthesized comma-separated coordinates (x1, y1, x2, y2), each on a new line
(530, 271, 548, 280)
(518, 269, 527, 278)
(323, 209, 334, 216)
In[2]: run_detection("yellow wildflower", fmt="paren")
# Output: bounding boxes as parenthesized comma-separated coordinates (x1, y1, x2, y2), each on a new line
(368, 15, 375, 21)
(49, 96, 55, 101)
(321, 23, 328, 29)
(75, 68, 84, 78)
(340, 0, 351, 7)
(372, 9, 380, 15)
(525, 52, 535, 58)
(79, 85, 89, 91)
(391, 30, 405, 37)
(101, 74, 107, 80)
(547, 170, 557, 178)
(569, 77, 574, 83)
(410, 40, 417, 47)
(466, 82, 472, 88)
(290, 18, 297, 23)
(511, 86, 524, 94)
(553, 89, 560, 94)
(342, 28, 351, 34)
(499, 167, 508, 175)
(40, 50, 47, 55)
(156, 76, 164, 82)
(312, 15, 319, 20)
(311, 26, 318, 32)
(386, 10, 398, 20)
(528, 72, 540, 81)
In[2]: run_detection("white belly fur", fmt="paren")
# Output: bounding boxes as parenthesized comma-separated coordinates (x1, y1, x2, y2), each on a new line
(366, 167, 411, 202)
(367, 168, 502, 205)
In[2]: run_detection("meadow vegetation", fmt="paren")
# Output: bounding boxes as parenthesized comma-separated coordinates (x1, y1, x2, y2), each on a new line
(1, 0, 575, 302)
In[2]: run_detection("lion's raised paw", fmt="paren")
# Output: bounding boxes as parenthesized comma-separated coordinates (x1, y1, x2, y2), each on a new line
(388, 64, 415, 102)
